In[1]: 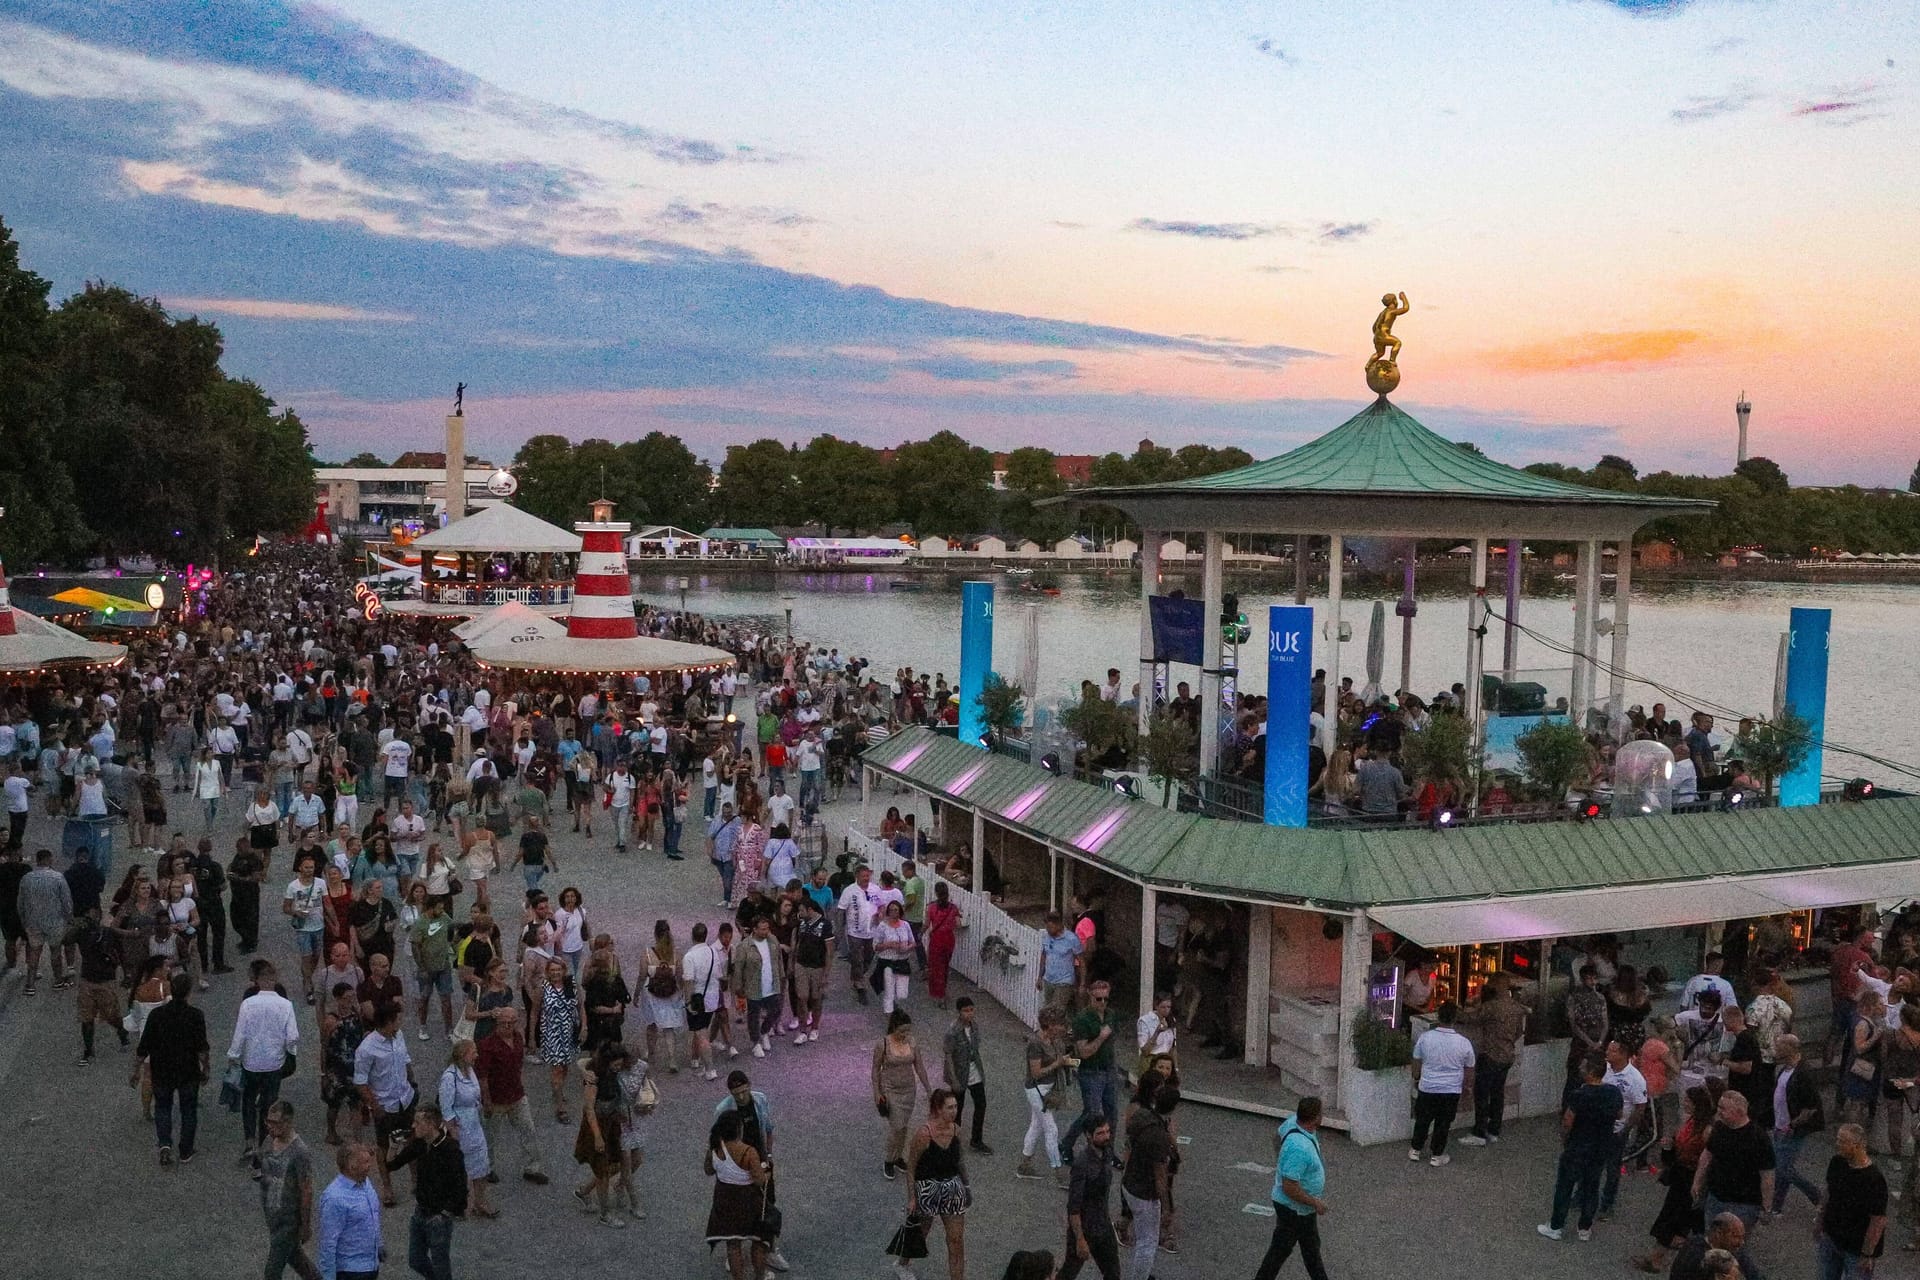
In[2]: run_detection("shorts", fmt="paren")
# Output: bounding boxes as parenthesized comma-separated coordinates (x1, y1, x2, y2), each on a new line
(76, 979, 121, 1022)
(293, 930, 323, 957)
(420, 968, 453, 996)
(792, 965, 827, 1008)
(0, 915, 22, 944)
(374, 1099, 417, 1151)
(24, 925, 60, 948)
(686, 1006, 714, 1033)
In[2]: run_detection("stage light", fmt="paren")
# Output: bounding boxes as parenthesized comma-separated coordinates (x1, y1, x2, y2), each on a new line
(1112, 775, 1140, 799)
(1039, 752, 1061, 776)
(1579, 801, 1602, 820)
(1844, 777, 1876, 801)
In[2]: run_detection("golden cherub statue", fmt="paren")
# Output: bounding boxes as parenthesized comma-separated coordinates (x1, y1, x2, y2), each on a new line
(1365, 291, 1409, 396)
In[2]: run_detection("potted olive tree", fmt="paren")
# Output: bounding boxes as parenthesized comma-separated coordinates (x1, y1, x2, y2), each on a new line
(1516, 718, 1590, 809)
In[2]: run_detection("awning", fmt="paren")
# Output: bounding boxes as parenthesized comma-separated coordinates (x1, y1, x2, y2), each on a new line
(1369, 861, 1920, 948)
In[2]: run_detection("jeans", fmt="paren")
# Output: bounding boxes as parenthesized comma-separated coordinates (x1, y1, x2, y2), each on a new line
(1121, 1189, 1160, 1280)
(713, 858, 734, 902)
(1599, 1129, 1629, 1214)
(241, 1068, 284, 1151)
(704, 787, 716, 819)
(1771, 1130, 1823, 1212)
(952, 1080, 987, 1146)
(263, 1224, 320, 1280)
(1411, 1090, 1460, 1156)
(522, 866, 544, 894)
(1470, 1059, 1512, 1138)
(1056, 1225, 1120, 1280)
(1816, 1232, 1875, 1280)
(746, 994, 781, 1043)
(1548, 1145, 1607, 1231)
(1253, 1207, 1330, 1280)
(1703, 1193, 1761, 1232)
(799, 768, 822, 811)
(1061, 1067, 1120, 1158)
(662, 814, 682, 856)
(612, 805, 630, 847)
(408, 1210, 453, 1280)
(154, 1080, 200, 1157)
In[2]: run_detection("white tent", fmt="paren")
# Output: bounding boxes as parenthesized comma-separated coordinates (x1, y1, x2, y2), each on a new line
(409, 504, 582, 556)
(0, 608, 126, 672)
(453, 601, 571, 646)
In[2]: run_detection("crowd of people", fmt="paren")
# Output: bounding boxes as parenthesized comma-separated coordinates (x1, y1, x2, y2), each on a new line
(0, 543, 1223, 1280)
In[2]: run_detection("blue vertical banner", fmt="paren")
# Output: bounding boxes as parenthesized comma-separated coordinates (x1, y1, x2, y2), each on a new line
(1264, 605, 1314, 827)
(1779, 606, 1830, 808)
(959, 581, 995, 749)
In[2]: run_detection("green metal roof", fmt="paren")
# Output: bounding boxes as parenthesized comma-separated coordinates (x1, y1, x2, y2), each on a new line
(700, 527, 785, 544)
(864, 728, 1920, 908)
(1071, 397, 1704, 508)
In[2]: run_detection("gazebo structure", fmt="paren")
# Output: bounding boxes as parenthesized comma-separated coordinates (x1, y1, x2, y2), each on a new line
(1054, 306, 1713, 783)
(467, 501, 734, 681)
(388, 502, 583, 618)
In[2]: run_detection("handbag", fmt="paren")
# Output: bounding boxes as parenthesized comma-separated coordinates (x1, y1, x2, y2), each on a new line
(885, 1215, 930, 1260)
(637, 1076, 661, 1114)
(1849, 1055, 1879, 1082)
(876, 1097, 891, 1119)
(279, 1051, 298, 1080)
(756, 1201, 783, 1239)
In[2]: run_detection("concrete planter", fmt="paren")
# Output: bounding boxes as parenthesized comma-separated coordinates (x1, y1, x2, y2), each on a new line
(1344, 1064, 1414, 1146)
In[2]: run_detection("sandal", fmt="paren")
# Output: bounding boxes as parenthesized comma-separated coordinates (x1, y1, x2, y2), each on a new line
(555, 1110, 571, 1124)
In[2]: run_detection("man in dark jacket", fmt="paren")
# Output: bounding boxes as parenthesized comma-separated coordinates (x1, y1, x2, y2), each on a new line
(1766, 1033, 1824, 1214)
(389, 1102, 467, 1280)
(942, 998, 991, 1154)
(136, 971, 211, 1164)
(191, 837, 231, 975)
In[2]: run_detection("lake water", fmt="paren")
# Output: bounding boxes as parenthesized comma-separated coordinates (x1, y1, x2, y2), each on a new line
(633, 569, 1920, 781)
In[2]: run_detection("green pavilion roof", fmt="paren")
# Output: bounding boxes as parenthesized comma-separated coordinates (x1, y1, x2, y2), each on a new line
(861, 729, 1920, 940)
(1087, 398, 1690, 507)
(701, 527, 785, 544)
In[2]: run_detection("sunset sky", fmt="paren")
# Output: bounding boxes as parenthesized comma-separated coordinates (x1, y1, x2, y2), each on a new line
(1, 0, 1914, 482)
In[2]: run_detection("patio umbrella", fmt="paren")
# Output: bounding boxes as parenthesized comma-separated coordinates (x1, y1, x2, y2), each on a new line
(49, 586, 151, 614)
(1360, 599, 1386, 703)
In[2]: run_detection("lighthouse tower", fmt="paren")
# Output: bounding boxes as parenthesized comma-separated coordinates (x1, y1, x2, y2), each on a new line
(567, 498, 635, 640)
(0, 559, 15, 637)
(1736, 391, 1752, 466)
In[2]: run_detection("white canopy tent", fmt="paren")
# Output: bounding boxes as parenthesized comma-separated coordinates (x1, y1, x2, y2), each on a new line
(452, 601, 571, 646)
(408, 503, 582, 556)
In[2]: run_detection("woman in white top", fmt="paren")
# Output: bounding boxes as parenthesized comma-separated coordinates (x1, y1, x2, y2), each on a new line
(553, 887, 589, 980)
(462, 829, 498, 909)
(192, 746, 224, 828)
(164, 881, 204, 988)
(419, 842, 456, 904)
(1136, 992, 1179, 1075)
(872, 901, 916, 1015)
(763, 825, 800, 890)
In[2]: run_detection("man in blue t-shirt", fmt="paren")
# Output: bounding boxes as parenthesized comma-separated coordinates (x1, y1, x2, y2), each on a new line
(1253, 1096, 1331, 1279)
(1035, 911, 1084, 1011)
(1537, 1055, 1623, 1242)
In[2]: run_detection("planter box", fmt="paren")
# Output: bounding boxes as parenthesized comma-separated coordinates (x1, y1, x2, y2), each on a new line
(1343, 1064, 1414, 1146)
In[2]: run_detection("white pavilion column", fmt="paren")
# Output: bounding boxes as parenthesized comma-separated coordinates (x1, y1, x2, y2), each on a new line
(1320, 535, 1343, 757)
(1464, 538, 1489, 757)
(1242, 906, 1272, 1065)
(1138, 885, 1158, 1020)
(1198, 532, 1225, 776)
(1569, 540, 1596, 726)
(1137, 530, 1161, 737)
(1606, 538, 1634, 737)
(1334, 910, 1374, 1123)
(1293, 535, 1309, 605)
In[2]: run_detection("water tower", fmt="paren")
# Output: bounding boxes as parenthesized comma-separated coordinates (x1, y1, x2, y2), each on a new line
(1735, 391, 1751, 466)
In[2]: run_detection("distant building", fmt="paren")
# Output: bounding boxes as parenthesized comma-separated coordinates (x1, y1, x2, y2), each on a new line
(988, 452, 1097, 490)
(315, 466, 502, 535)
(1633, 540, 1682, 569)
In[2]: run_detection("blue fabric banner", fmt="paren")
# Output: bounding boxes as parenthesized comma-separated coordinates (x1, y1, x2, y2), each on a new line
(1779, 606, 1829, 807)
(1264, 605, 1314, 827)
(959, 581, 995, 749)
(1147, 594, 1205, 666)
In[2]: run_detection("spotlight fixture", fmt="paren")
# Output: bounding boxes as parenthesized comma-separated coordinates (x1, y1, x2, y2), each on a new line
(1579, 800, 1603, 820)
(1112, 775, 1140, 799)
(1844, 777, 1876, 801)
(1430, 807, 1454, 830)
(1039, 752, 1061, 776)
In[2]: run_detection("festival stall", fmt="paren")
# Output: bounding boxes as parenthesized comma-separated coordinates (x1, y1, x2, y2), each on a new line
(389, 502, 583, 617)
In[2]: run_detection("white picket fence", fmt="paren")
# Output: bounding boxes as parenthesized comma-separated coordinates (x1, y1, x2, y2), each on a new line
(846, 830, 1046, 1030)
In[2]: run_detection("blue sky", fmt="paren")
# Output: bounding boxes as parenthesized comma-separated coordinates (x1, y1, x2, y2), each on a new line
(0, 0, 1913, 478)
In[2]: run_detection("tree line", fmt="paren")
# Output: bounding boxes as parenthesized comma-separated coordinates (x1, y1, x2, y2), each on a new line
(0, 218, 315, 566)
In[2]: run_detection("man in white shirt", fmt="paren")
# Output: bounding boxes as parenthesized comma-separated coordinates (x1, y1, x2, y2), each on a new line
(389, 799, 427, 879)
(228, 959, 300, 1165)
(1409, 1002, 1476, 1165)
(795, 735, 824, 812)
(3, 762, 30, 851)
(379, 735, 413, 805)
(681, 922, 728, 1081)
(1680, 952, 1738, 1011)
(1598, 1038, 1648, 1218)
(764, 782, 796, 835)
(285, 726, 314, 782)
(286, 780, 325, 841)
(838, 866, 880, 1004)
(1670, 743, 1700, 804)
(606, 763, 635, 851)
(353, 1001, 418, 1205)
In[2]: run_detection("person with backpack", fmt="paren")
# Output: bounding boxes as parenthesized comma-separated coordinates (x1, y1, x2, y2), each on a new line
(640, 919, 687, 1073)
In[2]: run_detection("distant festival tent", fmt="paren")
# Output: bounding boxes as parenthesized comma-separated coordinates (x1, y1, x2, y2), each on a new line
(453, 600, 570, 646)
(0, 565, 126, 672)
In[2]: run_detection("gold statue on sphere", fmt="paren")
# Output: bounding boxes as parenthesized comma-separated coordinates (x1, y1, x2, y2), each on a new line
(1365, 291, 1409, 396)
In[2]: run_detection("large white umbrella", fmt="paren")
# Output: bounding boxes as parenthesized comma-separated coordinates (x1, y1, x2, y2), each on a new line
(1360, 599, 1387, 703)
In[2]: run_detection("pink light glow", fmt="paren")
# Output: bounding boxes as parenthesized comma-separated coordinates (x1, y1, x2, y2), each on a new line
(950, 761, 989, 795)
(892, 741, 931, 771)
(1003, 784, 1049, 821)
(1075, 810, 1126, 853)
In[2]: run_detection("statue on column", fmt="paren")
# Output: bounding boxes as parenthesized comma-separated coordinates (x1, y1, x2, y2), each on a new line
(454, 382, 466, 417)
(1365, 292, 1409, 396)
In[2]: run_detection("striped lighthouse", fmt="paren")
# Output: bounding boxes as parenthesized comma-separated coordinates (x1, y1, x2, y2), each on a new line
(567, 499, 636, 640)
(0, 559, 15, 637)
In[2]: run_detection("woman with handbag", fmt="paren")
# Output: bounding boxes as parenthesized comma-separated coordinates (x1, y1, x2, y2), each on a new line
(873, 901, 916, 1015)
(1017, 1005, 1073, 1186)
(1841, 990, 1888, 1127)
(704, 1108, 773, 1279)
(573, 1040, 629, 1229)
(873, 1009, 933, 1179)
(640, 920, 687, 1074)
(903, 1088, 972, 1280)
(615, 1049, 657, 1221)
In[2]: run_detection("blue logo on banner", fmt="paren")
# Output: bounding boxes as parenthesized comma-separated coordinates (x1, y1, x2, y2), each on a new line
(959, 581, 995, 749)
(1779, 607, 1830, 808)
(1264, 605, 1313, 827)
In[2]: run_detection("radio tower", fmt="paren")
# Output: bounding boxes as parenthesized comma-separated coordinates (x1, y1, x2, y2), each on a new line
(1735, 391, 1751, 466)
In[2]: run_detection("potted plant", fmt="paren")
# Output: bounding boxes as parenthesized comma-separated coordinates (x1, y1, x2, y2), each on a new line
(1141, 709, 1198, 806)
(1345, 1017, 1416, 1146)
(1516, 718, 1589, 807)
(975, 672, 1026, 741)
(1059, 690, 1137, 774)
(1399, 711, 1480, 811)
(1735, 709, 1812, 798)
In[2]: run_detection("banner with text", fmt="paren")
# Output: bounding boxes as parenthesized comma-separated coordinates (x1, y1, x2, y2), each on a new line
(1264, 605, 1314, 827)
(1780, 606, 1830, 807)
(959, 581, 995, 749)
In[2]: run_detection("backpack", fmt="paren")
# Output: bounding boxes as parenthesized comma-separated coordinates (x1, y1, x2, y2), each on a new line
(646, 952, 679, 999)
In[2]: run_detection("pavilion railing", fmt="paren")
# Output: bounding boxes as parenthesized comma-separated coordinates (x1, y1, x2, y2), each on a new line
(419, 582, 573, 607)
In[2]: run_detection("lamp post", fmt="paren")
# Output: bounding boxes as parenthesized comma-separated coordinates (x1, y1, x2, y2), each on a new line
(677, 576, 690, 617)
(781, 593, 795, 645)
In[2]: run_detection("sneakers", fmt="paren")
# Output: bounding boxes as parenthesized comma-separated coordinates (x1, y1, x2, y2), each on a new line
(727, 1046, 740, 1059)
(883, 1161, 898, 1180)
(1408, 1148, 1423, 1162)
(573, 1188, 597, 1214)
(759, 1035, 772, 1053)
(807, 1030, 820, 1042)
(1430, 1154, 1451, 1166)
(704, 1070, 719, 1081)
(1576, 1229, 1592, 1242)
(523, 1170, 550, 1185)
(1457, 1134, 1489, 1147)
(752, 1044, 767, 1059)
(893, 1264, 918, 1280)
(969, 1141, 994, 1156)
(1535, 1225, 1563, 1241)
(1015, 1159, 1042, 1180)
(767, 1249, 791, 1272)
(598, 1213, 626, 1230)
(159, 1146, 173, 1166)
(792, 1033, 808, 1047)
(418, 1028, 430, 1040)
(178, 1150, 195, 1164)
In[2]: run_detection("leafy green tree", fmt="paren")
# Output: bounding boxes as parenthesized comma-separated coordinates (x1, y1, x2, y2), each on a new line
(998, 446, 1070, 544)
(342, 451, 387, 467)
(975, 672, 1026, 734)
(0, 217, 85, 563)
(618, 431, 711, 530)
(793, 435, 892, 534)
(1739, 709, 1813, 799)
(1400, 712, 1480, 796)
(510, 435, 652, 527)
(1734, 456, 1789, 496)
(1058, 689, 1137, 773)
(1515, 718, 1590, 804)
(1594, 454, 1638, 482)
(1172, 444, 1254, 477)
(891, 431, 993, 537)
(1142, 708, 1198, 805)
(713, 438, 799, 526)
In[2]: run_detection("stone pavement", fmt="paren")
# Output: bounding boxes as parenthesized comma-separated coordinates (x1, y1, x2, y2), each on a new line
(0, 786, 1838, 1280)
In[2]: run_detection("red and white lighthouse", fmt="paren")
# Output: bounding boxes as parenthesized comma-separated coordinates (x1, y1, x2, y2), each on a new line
(566, 498, 635, 640)
(0, 560, 15, 637)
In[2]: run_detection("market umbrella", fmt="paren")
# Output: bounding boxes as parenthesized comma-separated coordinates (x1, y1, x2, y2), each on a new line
(49, 586, 151, 614)
(1360, 600, 1386, 703)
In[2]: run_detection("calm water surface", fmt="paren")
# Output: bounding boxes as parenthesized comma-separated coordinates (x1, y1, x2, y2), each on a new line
(634, 570, 1920, 778)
